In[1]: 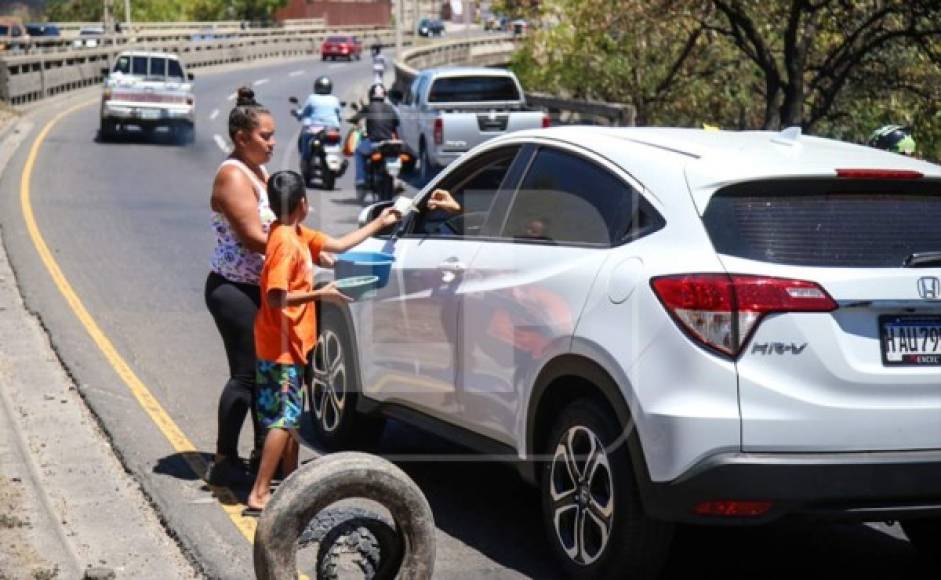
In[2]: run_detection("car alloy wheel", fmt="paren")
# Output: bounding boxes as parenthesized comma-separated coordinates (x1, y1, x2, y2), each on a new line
(549, 425, 615, 566)
(311, 329, 348, 433)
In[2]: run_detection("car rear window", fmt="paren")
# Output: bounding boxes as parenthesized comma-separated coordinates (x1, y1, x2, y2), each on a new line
(326, 36, 346, 43)
(703, 179, 941, 267)
(132, 56, 148, 76)
(428, 76, 520, 103)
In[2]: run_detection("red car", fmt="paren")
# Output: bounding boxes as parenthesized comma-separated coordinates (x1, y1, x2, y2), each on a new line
(321, 35, 362, 61)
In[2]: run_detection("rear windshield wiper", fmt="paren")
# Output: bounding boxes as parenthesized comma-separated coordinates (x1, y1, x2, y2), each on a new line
(903, 252, 941, 267)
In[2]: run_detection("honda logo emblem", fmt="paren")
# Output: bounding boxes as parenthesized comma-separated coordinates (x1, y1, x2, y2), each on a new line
(917, 277, 940, 300)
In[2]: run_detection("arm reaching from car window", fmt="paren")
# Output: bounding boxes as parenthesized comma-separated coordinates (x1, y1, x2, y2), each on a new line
(427, 189, 462, 214)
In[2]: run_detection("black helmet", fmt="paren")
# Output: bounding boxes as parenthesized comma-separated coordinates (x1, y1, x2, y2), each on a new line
(314, 76, 332, 95)
(368, 83, 386, 102)
(867, 124, 916, 156)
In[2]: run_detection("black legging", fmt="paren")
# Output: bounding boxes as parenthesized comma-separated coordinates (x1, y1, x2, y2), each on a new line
(205, 271, 263, 458)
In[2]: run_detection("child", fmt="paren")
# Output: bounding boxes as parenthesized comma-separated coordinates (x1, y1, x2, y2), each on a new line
(245, 170, 400, 514)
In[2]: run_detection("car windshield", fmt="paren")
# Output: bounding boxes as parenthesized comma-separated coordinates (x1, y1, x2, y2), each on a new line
(428, 76, 521, 102)
(0, 26, 9, 35)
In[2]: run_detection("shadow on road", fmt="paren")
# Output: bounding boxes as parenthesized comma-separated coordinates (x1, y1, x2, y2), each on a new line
(298, 419, 933, 580)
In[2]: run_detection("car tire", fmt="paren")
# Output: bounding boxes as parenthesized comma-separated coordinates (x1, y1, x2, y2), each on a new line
(540, 398, 673, 580)
(307, 307, 385, 451)
(99, 119, 115, 141)
(902, 518, 941, 562)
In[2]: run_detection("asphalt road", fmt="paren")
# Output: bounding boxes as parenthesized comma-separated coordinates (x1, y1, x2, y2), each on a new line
(0, 55, 934, 579)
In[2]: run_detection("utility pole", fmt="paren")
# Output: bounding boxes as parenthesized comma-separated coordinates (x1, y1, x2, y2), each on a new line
(124, 0, 132, 32)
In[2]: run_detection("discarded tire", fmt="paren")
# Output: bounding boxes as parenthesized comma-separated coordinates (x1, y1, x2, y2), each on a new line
(254, 452, 436, 580)
(317, 516, 403, 579)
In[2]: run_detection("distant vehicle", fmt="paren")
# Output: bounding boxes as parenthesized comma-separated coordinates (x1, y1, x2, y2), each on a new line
(394, 67, 550, 181)
(0, 16, 29, 52)
(511, 19, 528, 35)
(321, 35, 362, 61)
(99, 51, 196, 143)
(417, 18, 445, 37)
(26, 23, 60, 37)
(483, 13, 508, 32)
(73, 25, 105, 49)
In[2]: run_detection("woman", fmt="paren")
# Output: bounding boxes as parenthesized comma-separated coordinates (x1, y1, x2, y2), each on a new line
(203, 87, 277, 485)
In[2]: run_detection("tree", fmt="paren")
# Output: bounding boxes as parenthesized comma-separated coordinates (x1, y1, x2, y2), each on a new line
(706, 0, 941, 130)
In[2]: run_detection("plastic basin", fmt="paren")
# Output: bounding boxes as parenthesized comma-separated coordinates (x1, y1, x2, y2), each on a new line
(335, 252, 395, 288)
(334, 275, 380, 301)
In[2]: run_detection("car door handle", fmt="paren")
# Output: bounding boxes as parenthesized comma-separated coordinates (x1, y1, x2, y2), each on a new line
(438, 259, 466, 273)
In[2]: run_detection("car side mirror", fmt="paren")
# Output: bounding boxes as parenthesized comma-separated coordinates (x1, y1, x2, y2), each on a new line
(289, 96, 299, 104)
(187, 73, 195, 81)
(389, 89, 403, 104)
(358, 201, 394, 228)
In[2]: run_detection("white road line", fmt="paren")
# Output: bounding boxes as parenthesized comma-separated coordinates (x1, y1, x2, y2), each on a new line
(214, 134, 232, 154)
(209, 109, 219, 120)
(289, 70, 304, 77)
(253, 78, 269, 86)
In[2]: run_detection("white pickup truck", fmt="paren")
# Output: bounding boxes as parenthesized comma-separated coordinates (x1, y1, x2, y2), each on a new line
(99, 51, 196, 142)
(393, 67, 549, 180)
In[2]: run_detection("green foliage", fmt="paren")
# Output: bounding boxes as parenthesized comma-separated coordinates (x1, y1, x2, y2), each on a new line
(512, 0, 941, 160)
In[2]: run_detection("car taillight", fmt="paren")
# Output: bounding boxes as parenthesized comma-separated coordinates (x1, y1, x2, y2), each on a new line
(650, 274, 837, 357)
(836, 168, 923, 179)
(542, 114, 551, 128)
(325, 130, 341, 144)
(102, 88, 112, 101)
(433, 118, 443, 145)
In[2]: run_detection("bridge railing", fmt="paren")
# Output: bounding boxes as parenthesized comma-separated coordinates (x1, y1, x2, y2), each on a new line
(394, 34, 635, 126)
(0, 26, 399, 106)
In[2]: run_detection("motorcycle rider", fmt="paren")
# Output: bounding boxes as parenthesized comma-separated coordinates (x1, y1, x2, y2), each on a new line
(353, 83, 401, 194)
(295, 76, 342, 160)
(867, 124, 916, 157)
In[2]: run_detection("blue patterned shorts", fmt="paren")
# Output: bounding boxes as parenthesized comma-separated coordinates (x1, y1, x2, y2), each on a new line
(255, 360, 306, 430)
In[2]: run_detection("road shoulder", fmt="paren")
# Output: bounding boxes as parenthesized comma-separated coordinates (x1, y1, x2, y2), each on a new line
(0, 114, 199, 579)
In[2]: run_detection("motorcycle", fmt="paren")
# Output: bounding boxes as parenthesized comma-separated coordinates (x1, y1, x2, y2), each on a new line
(289, 97, 347, 190)
(363, 139, 413, 203)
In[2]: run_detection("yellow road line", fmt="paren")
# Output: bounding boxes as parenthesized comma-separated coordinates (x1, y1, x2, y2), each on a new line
(19, 99, 258, 543)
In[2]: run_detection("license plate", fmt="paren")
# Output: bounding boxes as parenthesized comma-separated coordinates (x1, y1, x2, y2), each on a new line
(880, 315, 941, 366)
(139, 109, 161, 120)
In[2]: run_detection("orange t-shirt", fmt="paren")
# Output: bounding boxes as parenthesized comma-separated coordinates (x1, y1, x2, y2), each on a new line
(255, 223, 327, 365)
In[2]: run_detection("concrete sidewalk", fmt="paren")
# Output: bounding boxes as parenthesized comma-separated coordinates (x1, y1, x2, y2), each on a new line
(0, 113, 199, 579)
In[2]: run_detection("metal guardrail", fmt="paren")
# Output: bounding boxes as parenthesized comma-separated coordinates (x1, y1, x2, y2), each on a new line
(0, 26, 399, 106)
(394, 34, 636, 127)
(51, 18, 326, 35)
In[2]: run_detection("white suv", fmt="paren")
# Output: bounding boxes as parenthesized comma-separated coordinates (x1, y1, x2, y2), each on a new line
(312, 126, 941, 578)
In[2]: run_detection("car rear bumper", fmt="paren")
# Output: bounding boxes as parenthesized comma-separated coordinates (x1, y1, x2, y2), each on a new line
(102, 103, 194, 125)
(639, 448, 941, 524)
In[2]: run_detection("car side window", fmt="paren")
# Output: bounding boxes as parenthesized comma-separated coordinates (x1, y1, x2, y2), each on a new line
(501, 147, 661, 247)
(150, 57, 166, 77)
(167, 59, 184, 80)
(409, 146, 522, 240)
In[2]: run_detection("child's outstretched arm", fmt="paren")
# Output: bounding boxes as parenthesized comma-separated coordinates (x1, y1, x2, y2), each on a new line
(322, 207, 401, 253)
(266, 282, 352, 308)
